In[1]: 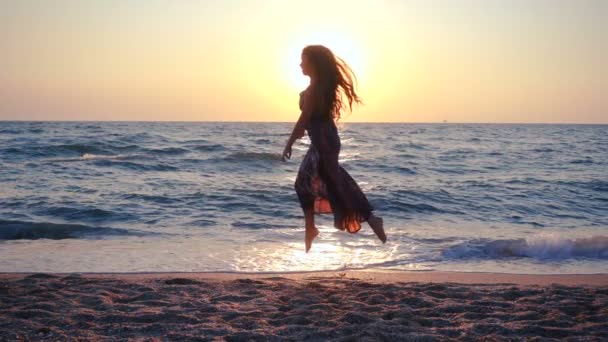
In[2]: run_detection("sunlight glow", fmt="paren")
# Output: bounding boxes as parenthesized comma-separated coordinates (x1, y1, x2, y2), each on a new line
(283, 31, 367, 91)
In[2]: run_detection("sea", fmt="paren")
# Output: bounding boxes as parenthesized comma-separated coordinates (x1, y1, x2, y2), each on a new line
(1, 121, 607, 274)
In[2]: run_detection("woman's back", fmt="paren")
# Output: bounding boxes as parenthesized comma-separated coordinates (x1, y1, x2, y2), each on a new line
(300, 90, 340, 153)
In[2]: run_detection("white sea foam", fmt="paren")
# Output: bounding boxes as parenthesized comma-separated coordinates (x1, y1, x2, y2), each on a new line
(442, 233, 608, 260)
(47, 153, 133, 162)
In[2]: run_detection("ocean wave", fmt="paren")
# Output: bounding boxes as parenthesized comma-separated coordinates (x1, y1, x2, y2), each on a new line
(222, 152, 284, 162)
(442, 234, 608, 260)
(8, 142, 142, 158)
(190, 144, 226, 152)
(587, 180, 608, 193)
(91, 159, 179, 171)
(431, 167, 468, 175)
(374, 198, 453, 214)
(40, 206, 137, 222)
(122, 193, 183, 204)
(393, 142, 426, 150)
(231, 221, 291, 229)
(0, 129, 23, 134)
(556, 180, 608, 192)
(0, 220, 152, 240)
(46, 153, 134, 163)
(504, 178, 543, 185)
(532, 148, 554, 153)
(109, 144, 141, 152)
(188, 219, 216, 227)
(357, 162, 417, 175)
(393, 166, 417, 175)
(143, 147, 190, 155)
(570, 158, 594, 164)
(46, 143, 108, 156)
(397, 153, 418, 159)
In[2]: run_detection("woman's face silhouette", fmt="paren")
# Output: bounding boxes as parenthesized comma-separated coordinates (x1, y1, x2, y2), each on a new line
(300, 53, 313, 77)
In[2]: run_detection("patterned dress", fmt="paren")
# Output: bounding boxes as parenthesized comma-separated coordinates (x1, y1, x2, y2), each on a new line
(294, 90, 374, 233)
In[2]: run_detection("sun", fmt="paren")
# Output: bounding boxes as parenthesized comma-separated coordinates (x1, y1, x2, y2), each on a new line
(282, 31, 366, 91)
(240, 28, 369, 120)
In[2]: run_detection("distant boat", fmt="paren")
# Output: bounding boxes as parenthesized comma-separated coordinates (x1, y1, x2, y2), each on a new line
(442, 120, 448, 123)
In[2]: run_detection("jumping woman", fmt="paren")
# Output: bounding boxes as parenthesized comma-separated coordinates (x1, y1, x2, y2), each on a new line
(282, 45, 387, 253)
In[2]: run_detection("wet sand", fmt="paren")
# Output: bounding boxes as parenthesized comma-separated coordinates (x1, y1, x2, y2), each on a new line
(1, 270, 607, 341)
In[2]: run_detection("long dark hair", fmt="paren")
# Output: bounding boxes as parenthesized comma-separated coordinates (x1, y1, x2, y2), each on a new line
(302, 45, 362, 121)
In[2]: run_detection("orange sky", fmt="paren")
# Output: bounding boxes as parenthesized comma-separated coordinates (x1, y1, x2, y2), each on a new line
(1, 0, 606, 123)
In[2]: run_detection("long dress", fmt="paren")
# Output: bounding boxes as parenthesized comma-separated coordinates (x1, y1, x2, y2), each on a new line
(294, 90, 374, 233)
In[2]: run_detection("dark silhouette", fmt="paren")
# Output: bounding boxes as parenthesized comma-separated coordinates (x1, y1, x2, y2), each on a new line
(282, 45, 386, 252)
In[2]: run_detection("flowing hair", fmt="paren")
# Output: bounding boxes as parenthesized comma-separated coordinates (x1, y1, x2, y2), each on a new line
(302, 45, 362, 121)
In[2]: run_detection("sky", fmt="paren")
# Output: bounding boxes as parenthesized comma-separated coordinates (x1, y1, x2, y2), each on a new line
(0, 0, 606, 123)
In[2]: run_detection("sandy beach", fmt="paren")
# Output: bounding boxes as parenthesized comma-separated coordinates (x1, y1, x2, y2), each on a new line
(1, 270, 606, 341)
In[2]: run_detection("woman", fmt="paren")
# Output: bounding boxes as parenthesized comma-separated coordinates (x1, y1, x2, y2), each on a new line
(282, 45, 386, 253)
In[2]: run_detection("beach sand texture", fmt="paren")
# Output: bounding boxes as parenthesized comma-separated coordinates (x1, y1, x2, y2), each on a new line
(1, 271, 607, 341)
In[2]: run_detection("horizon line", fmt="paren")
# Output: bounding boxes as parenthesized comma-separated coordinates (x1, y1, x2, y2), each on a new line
(1, 119, 607, 125)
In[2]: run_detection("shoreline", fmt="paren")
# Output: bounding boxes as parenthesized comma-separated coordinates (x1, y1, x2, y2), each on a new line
(2, 269, 608, 286)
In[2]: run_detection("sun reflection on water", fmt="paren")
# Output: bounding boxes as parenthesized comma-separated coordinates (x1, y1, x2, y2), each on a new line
(231, 225, 400, 272)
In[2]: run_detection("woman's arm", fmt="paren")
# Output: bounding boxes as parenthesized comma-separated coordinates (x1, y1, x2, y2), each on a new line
(287, 111, 308, 146)
(282, 96, 312, 161)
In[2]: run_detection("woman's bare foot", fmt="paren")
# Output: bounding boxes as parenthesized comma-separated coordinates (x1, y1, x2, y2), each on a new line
(305, 227, 319, 253)
(368, 215, 386, 243)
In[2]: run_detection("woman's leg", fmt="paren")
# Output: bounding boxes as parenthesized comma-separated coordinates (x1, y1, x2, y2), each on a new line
(295, 147, 320, 252)
(368, 213, 386, 243)
(304, 207, 319, 253)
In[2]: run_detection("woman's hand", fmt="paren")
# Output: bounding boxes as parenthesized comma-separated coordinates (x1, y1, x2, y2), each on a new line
(282, 143, 292, 161)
